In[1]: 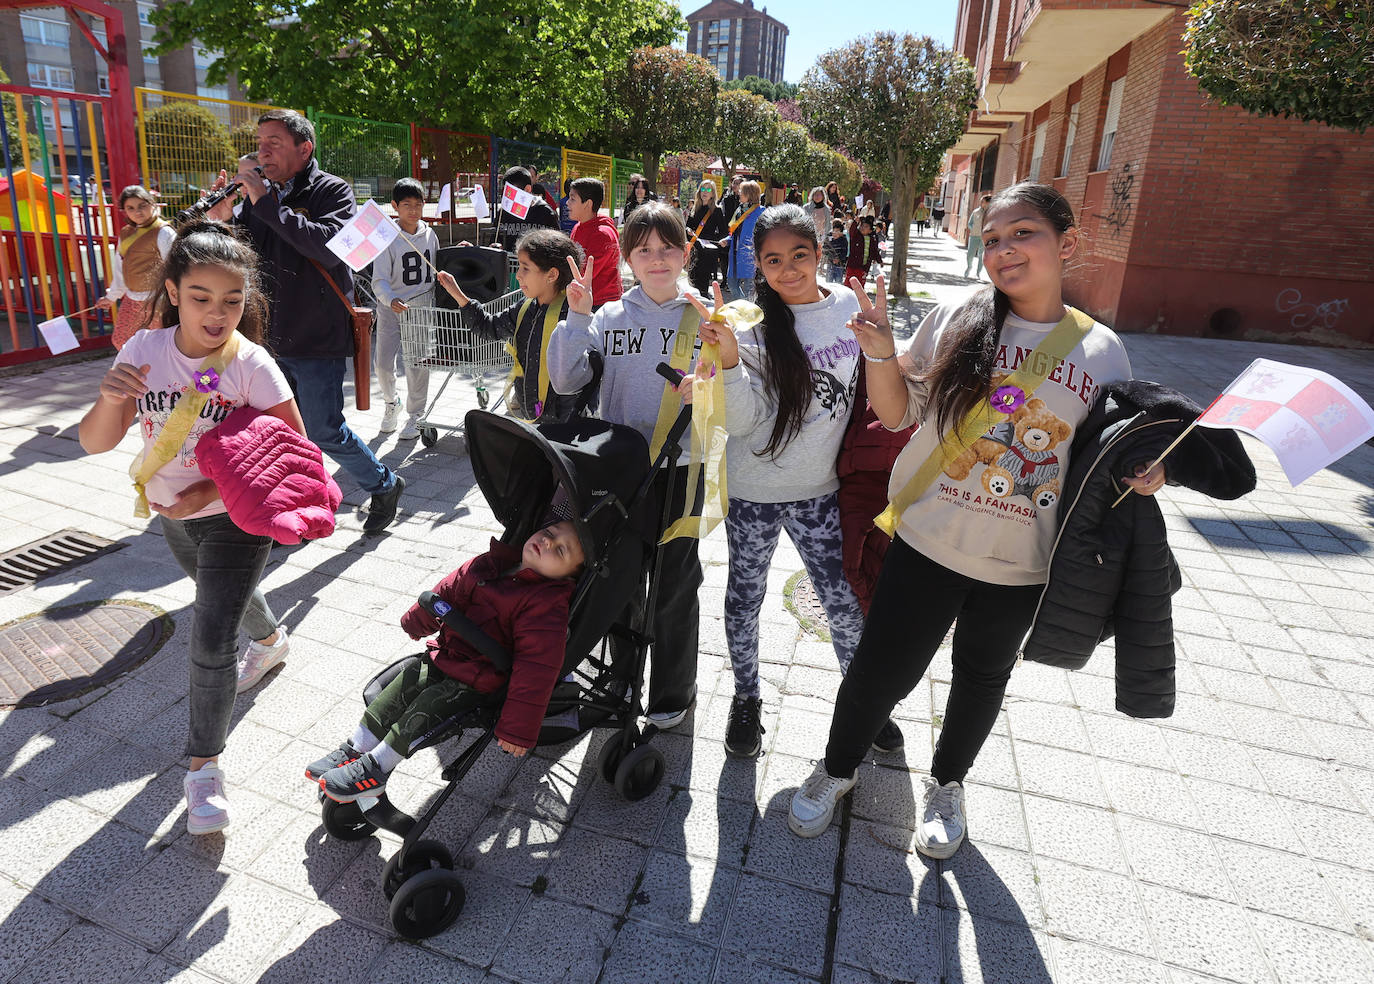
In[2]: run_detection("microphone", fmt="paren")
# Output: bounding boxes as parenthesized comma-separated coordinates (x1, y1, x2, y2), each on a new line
(176, 166, 266, 225)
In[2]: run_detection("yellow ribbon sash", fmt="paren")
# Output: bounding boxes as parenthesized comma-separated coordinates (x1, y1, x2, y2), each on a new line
(656, 299, 763, 543)
(727, 204, 759, 234)
(129, 332, 241, 518)
(504, 292, 565, 421)
(874, 306, 1094, 537)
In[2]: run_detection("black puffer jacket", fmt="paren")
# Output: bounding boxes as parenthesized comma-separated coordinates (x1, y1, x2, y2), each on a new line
(1022, 380, 1256, 718)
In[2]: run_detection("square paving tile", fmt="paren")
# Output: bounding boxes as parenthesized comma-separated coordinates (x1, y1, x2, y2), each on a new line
(489, 895, 617, 984)
(723, 874, 830, 978)
(834, 882, 941, 982)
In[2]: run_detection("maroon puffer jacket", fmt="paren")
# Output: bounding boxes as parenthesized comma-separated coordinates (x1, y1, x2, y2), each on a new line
(195, 408, 342, 544)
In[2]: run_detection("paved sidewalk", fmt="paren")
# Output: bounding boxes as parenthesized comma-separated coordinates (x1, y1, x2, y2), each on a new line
(1, 232, 1373, 984)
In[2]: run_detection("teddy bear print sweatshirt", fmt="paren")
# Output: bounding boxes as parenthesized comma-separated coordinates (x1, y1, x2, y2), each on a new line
(886, 300, 1133, 586)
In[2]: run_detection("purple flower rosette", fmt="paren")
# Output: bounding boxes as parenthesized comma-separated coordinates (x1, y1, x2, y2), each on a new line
(194, 367, 220, 393)
(991, 384, 1025, 414)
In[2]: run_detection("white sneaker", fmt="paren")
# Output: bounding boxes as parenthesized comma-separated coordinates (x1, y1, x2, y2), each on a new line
(236, 627, 289, 694)
(379, 398, 401, 433)
(788, 760, 857, 838)
(917, 778, 967, 859)
(184, 764, 230, 835)
(646, 686, 697, 731)
(398, 414, 422, 441)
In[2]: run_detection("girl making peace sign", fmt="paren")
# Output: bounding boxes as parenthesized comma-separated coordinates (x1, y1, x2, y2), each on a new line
(788, 182, 1165, 858)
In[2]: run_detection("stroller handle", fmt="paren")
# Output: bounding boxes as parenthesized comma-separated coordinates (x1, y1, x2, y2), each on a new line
(418, 590, 512, 671)
(655, 363, 693, 461)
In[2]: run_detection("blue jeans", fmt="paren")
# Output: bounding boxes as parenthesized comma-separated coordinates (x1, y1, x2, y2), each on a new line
(826, 264, 847, 284)
(161, 513, 277, 758)
(278, 357, 395, 495)
(725, 275, 755, 301)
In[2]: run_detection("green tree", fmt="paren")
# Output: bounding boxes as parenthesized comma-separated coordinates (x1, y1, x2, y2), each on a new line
(1183, 0, 1374, 132)
(799, 33, 976, 296)
(153, 1, 682, 139)
(722, 75, 799, 102)
(755, 120, 812, 192)
(608, 46, 720, 188)
(142, 101, 236, 212)
(711, 88, 780, 177)
(0, 67, 39, 164)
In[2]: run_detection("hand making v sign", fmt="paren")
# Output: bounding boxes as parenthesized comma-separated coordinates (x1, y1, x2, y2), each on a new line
(565, 255, 595, 316)
(846, 272, 895, 361)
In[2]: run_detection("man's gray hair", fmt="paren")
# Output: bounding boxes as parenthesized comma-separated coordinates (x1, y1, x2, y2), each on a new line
(258, 109, 315, 147)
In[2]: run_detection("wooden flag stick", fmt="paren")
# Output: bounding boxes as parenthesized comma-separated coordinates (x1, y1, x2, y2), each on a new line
(1111, 387, 1231, 508)
(392, 223, 440, 276)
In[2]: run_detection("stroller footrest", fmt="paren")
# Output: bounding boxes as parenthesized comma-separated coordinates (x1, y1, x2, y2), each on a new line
(361, 794, 416, 837)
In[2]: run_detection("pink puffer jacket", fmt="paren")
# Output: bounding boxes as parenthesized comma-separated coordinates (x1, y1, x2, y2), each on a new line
(196, 408, 342, 544)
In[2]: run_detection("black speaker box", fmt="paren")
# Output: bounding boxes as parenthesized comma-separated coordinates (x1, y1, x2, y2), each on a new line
(435, 245, 508, 309)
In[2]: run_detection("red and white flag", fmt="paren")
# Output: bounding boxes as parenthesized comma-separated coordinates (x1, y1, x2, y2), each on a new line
(501, 182, 535, 219)
(324, 199, 399, 272)
(1195, 358, 1374, 486)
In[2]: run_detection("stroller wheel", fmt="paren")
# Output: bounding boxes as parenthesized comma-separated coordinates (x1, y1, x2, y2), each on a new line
(614, 744, 666, 802)
(598, 734, 630, 784)
(382, 839, 455, 900)
(389, 869, 466, 939)
(420, 426, 439, 447)
(321, 798, 377, 841)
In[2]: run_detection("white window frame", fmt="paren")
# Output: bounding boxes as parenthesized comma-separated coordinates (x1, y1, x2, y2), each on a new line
(1096, 78, 1124, 172)
(142, 40, 159, 65)
(97, 74, 110, 95)
(21, 14, 71, 47)
(138, 3, 155, 26)
(1028, 122, 1047, 181)
(27, 63, 76, 91)
(1059, 103, 1079, 177)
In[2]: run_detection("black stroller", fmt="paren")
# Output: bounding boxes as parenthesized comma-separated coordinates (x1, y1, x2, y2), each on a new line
(317, 386, 694, 939)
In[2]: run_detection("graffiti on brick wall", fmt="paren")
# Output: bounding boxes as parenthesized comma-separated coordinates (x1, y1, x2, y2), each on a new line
(1274, 288, 1349, 330)
(1093, 163, 1134, 236)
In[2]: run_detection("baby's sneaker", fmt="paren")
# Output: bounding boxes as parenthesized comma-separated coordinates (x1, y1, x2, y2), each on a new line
(319, 753, 389, 803)
(184, 764, 230, 835)
(236, 627, 289, 694)
(305, 741, 362, 782)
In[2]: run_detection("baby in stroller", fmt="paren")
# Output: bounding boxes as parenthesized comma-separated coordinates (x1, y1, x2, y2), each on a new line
(306, 519, 585, 801)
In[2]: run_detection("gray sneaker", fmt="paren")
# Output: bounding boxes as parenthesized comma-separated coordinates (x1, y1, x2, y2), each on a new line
(916, 778, 966, 859)
(788, 760, 857, 838)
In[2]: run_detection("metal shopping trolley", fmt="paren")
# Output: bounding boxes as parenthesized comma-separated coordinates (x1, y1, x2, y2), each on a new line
(398, 289, 523, 447)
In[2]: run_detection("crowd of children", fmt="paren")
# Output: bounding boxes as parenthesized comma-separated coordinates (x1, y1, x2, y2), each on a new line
(77, 163, 1209, 874)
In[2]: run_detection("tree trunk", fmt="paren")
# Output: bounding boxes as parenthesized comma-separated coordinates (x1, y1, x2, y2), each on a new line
(887, 159, 920, 297)
(644, 151, 661, 193)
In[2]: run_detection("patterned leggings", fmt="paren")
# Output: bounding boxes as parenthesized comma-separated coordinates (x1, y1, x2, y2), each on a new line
(361, 658, 485, 755)
(724, 493, 866, 697)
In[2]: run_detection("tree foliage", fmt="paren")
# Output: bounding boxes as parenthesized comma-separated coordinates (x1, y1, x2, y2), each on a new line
(608, 46, 720, 187)
(143, 102, 237, 211)
(1183, 0, 1374, 133)
(799, 33, 976, 295)
(722, 75, 798, 102)
(711, 89, 780, 176)
(152, 0, 682, 141)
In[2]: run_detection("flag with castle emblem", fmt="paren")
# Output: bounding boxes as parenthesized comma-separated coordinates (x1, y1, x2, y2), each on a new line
(501, 182, 535, 219)
(1195, 358, 1374, 485)
(325, 199, 399, 271)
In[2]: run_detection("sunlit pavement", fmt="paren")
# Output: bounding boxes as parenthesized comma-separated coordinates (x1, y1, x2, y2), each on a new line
(1, 227, 1373, 983)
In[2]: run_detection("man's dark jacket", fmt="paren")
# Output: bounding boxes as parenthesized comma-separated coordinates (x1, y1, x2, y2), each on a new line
(1022, 380, 1256, 718)
(235, 157, 356, 359)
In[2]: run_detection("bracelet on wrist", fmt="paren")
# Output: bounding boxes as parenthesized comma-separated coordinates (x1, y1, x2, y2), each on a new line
(863, 351, 897, 363)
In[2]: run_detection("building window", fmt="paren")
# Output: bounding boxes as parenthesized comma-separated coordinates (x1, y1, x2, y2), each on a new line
(1028, 122, 1047, 181)
(198, 85, 230, 101)
(97, 74, 110, 95)
(138, 3, 155, 26)
(27, 63, 76, 91)
(1096, 77, 1124, 171)
(1058, 103, 1079, 177)
(142, 40, 159, 65)
(21, 15, 71, 47)
(194, 47, 215, 69)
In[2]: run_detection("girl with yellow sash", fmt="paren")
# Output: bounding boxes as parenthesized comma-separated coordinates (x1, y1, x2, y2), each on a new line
(438, 229, 583, 423)
(79, 221, 305, 837)
(97, 185, 175, 350)
(789, 183, 1166, 859)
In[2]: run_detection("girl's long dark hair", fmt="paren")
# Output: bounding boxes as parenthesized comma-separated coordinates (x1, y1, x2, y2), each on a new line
(144, 220, 268, 344)
(748, 203, 818, 459)
(924, 182, 1076, 437)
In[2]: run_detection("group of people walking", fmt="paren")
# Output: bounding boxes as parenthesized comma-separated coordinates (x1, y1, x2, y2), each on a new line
(77, 109, 1254, 865)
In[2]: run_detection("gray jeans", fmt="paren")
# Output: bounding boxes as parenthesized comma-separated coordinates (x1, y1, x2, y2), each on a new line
(161, 513, 277, 758)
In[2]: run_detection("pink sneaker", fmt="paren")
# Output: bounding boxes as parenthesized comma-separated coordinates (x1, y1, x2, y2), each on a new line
(184, 764, 230, 835)
(236, 627, 289, 694)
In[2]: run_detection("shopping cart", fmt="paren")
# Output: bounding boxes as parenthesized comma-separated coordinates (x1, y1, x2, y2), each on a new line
(398, 289, 523, 447)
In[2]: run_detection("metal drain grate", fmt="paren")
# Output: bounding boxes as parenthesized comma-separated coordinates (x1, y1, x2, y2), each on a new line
(0, 529, 123, 595)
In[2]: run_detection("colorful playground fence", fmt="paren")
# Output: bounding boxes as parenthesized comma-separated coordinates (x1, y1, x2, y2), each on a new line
(135, 88, 290, 216)
(560, 149, 613, 214)
(310, 111, 411, 204)
(1, 86, 122, 356)
(493, 138, 563, 206)
(610, 157, 645, 220)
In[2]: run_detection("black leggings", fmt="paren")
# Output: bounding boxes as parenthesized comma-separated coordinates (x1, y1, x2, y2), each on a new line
(824, 535, 1043, 783)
